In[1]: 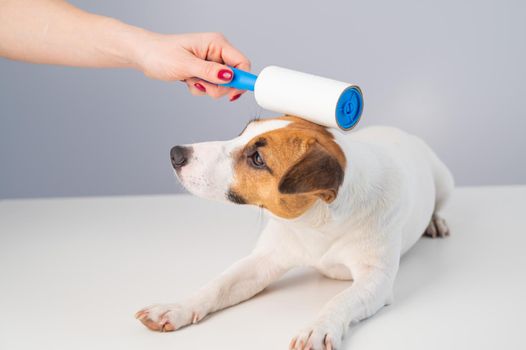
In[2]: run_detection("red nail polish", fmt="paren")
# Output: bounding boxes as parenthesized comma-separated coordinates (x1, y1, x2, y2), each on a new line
(230, 93, 241, 102)
(194, 83, 206, 92)
(218, 69, 233, 81)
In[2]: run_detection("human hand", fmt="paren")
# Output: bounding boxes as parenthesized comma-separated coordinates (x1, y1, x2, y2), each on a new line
(134, 32, 251, 101)
(0, 0, 250, 101)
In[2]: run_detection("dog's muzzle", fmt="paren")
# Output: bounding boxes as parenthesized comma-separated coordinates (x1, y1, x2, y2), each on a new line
(170, 145, 193, 170)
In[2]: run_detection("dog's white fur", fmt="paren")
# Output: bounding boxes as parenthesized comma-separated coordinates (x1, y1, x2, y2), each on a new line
(138, 121, 454, 349)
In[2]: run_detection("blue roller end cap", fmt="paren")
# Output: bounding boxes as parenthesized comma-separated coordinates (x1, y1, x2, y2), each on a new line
(219, 67, 257, 91)
(336, 86, 363, 130)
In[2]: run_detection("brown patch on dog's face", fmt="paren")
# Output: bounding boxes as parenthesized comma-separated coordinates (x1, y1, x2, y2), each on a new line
(229, 116, 346, 219)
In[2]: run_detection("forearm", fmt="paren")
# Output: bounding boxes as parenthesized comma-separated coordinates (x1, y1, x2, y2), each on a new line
(0, 0, 148, 68)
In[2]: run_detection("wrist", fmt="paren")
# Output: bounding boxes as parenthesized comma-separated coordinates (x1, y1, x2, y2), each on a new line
(95, 17, 154, 70)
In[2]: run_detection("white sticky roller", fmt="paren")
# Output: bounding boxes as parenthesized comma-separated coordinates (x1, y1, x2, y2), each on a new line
(221, 66, 364, 131)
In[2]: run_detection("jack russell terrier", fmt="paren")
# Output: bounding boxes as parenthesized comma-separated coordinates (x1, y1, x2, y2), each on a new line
(135, 116, 454, 350)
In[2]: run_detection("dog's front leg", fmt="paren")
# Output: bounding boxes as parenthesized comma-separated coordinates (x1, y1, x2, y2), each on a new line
(136, 251, 290, 332)
(291, 256, 399, 350)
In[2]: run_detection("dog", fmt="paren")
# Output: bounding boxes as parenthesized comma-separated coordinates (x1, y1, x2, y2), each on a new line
(135, 116, 454, 349)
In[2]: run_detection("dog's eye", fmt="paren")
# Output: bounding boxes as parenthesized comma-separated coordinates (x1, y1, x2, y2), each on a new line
(249, 151, 265, 168)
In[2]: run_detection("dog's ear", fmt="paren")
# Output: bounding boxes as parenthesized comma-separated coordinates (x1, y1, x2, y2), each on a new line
(278, 141, 344, 203)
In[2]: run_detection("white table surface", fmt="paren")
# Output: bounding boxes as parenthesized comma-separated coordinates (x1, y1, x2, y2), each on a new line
(1, 186, 525, 349)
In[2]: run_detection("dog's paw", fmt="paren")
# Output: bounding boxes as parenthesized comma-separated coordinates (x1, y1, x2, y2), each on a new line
(423, 213, 450, 238)
(289, 320, 343, 350)
(135, 303, 204, 332)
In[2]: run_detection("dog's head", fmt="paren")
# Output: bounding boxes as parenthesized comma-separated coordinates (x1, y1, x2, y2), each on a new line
(170, 116, 346, 219)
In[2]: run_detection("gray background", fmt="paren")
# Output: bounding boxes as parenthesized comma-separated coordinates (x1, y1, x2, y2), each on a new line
(1, 0, 525, 199)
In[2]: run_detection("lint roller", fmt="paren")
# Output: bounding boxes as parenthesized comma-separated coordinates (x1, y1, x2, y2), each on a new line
(221, 66, 364, 131)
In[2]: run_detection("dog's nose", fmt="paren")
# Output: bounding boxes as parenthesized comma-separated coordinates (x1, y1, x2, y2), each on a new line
(170, 145, 191, 169)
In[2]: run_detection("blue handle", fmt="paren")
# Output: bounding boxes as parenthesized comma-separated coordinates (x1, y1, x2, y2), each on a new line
(219, 67, 257, 91)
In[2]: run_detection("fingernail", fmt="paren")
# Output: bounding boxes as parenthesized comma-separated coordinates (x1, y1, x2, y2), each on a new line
(230, 93, 242, 102)
(194, 83, 206, 92)
(218, 69, 233, 81)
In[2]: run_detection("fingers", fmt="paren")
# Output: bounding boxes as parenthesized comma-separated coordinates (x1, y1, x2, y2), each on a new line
(185, 77, 231, 100)
(211, 33, 251, 72)
(185, 78, 206, 96)
(186, 58, 241, 100)
(215, 37, 251, 100)
(187, 58, 234, 85)
(185, 33, 251, 101)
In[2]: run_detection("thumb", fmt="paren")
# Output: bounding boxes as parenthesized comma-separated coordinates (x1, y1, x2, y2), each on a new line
(188, 58, 233, 85)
